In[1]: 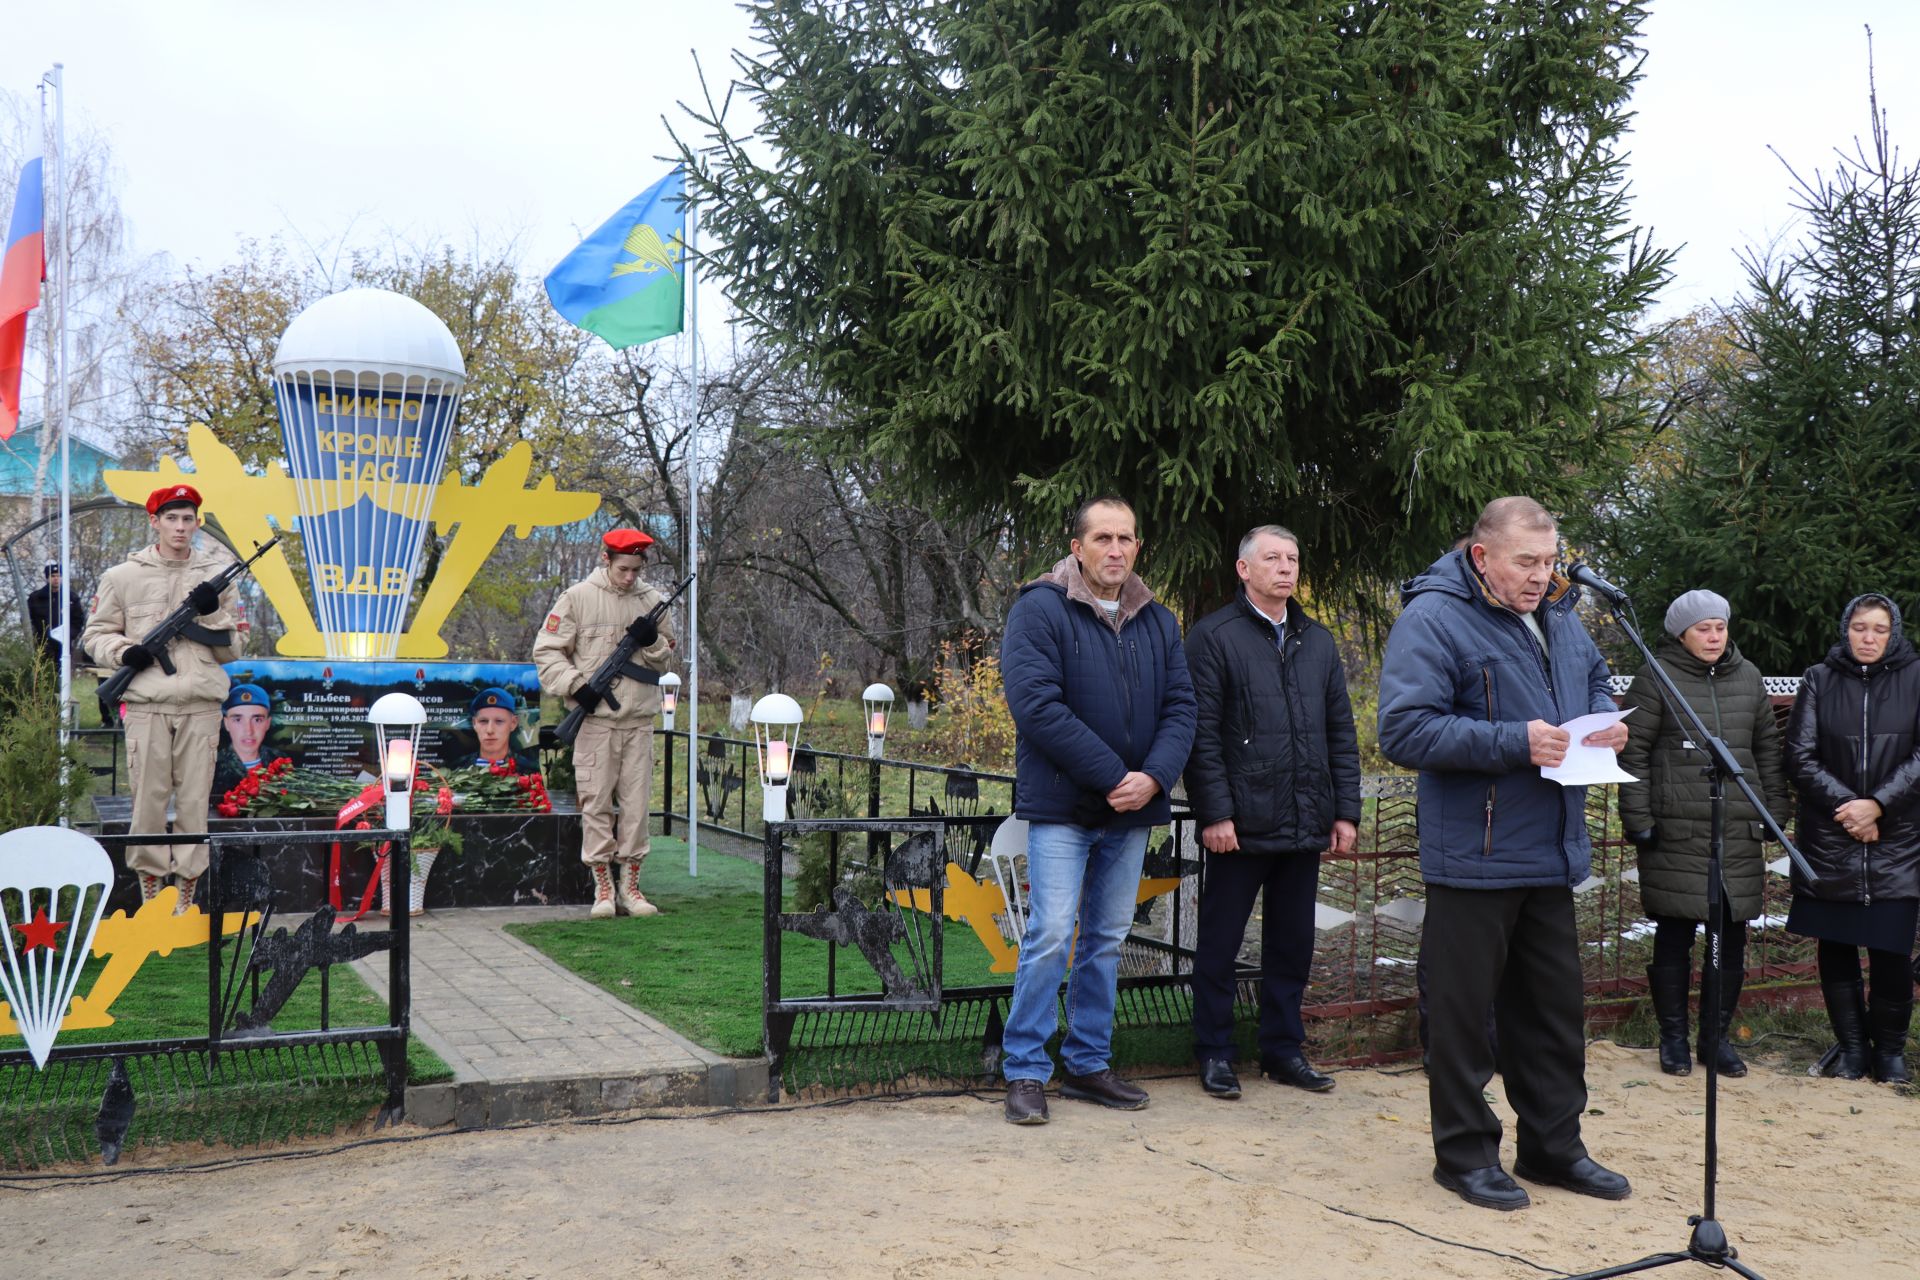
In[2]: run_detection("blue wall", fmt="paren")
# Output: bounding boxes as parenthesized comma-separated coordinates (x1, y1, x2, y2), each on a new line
(0, 424, 117, 496)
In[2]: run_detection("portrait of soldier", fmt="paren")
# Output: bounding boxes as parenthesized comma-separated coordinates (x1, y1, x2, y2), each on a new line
(460, 685, 540, 774)
(211, 681, 276, 798)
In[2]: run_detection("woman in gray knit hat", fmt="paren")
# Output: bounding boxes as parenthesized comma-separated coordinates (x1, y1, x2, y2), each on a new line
(1618, 590, 1790, 1077)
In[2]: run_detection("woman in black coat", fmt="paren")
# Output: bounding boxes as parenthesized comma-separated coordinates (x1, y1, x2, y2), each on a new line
(1619, 590, 1789, 1078)
(1785, 593, 1920, 1083)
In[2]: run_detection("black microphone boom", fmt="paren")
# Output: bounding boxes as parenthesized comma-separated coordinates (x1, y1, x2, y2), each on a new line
(1567, 560, 1630, 607)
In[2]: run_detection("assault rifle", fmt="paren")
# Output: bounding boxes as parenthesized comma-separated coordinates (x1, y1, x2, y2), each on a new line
(98, 536, 281, 706)
(555, 574, 693, 746)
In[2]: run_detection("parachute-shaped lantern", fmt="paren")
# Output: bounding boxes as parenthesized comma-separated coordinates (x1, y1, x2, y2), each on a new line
(272, 289, 466, 659)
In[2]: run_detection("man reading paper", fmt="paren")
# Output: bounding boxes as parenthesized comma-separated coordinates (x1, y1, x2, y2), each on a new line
(1377, 497, 1631, 1212)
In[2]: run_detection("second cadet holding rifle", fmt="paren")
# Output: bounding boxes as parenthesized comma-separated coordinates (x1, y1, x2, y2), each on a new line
(83, 485, 245, 913)
(533, 528, 676, 920)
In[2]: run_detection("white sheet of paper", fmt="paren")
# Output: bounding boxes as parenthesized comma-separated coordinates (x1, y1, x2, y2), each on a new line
(1540, 709, 1637, 786)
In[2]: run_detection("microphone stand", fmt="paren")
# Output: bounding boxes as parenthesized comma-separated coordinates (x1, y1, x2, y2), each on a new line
(1567, 588, 1815, 1280)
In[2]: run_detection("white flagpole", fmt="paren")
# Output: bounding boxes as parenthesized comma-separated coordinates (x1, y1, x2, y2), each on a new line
(49, 63, 74, 825)
(685, 178, 700, 879)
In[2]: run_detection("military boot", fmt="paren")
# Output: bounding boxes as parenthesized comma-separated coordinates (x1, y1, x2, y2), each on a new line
(616, 861, 659, 917)
(589, 863, 616, 919)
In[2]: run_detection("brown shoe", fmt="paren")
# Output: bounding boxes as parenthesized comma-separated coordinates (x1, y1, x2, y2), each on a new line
(1004, 1079, 1049, 1125)
(1061, 1068, 1149, 1110)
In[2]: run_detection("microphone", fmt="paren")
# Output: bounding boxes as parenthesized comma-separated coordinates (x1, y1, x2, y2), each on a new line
(1567, 560, 1631, 607)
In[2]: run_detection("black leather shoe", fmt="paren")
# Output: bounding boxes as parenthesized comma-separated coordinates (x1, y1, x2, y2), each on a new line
(1198, 1058, 1241, 1099)
(1060, 1068, 1149, 1110)
(1262, 1054, 1335, 1092)
(1512, 1155, 1632, 1201)
(1432, 1164, 1530, 1211)
(1004, 1079, 1049, 1125)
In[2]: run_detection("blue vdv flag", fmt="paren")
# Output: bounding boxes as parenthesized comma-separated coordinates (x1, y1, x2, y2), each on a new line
(545, 168, 688, 350)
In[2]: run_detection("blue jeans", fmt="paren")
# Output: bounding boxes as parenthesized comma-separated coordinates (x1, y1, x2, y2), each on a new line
(1001, 823, 1152, 1081)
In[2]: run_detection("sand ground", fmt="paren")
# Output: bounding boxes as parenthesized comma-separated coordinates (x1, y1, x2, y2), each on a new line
(6, 1041, 1917, 1279)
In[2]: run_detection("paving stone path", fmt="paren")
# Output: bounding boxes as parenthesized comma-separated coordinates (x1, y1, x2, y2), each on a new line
(352, 905, 767, 1128)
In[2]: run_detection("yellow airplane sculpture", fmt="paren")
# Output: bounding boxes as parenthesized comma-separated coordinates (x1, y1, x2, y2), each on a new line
(102, 425, 601, 659)
(889, 862, 1184, 975)
(0, 891, 258, 1036)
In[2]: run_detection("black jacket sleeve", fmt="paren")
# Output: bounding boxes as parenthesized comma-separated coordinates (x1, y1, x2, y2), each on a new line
(1183, 621, 1232, 825)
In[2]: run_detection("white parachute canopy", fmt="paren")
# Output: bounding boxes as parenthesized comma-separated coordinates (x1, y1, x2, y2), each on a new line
(0, 827, 115, 1069)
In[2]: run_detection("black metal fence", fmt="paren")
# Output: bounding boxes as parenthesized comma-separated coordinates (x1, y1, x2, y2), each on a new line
(0, 828, 411, 1169)
(761, 811, 1209, 1100)
(655, 729, 1014, 844)
(757, 774, 1827, 1099)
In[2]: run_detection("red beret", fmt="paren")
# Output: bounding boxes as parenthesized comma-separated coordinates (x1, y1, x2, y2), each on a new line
(602, 528, 654, 556)
(146, 484, 202, 516)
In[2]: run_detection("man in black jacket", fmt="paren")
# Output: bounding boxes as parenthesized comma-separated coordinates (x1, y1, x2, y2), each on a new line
(26, 561, 89, 667)
(1184, 525, 1360, 1099)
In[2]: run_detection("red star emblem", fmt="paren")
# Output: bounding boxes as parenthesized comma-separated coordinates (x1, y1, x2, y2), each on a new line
(12, 906, 68, 953)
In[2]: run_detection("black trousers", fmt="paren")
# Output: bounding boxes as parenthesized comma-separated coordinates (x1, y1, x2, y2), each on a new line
(1192, 850, 1320, 1060)
(1426, 883, 1588, 1174)
(1651, 900, 1745, 976)
(1816, 940, 1913, 1005)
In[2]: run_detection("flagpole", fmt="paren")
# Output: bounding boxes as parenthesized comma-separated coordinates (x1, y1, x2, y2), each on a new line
(49, 63, 73, 825)
(685, 180, 700, 879)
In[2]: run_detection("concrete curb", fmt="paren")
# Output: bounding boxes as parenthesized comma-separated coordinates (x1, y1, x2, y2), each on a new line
(403, 1057, 772, 1129)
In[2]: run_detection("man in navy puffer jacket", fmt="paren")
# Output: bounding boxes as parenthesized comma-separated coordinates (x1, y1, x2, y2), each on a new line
(1378, 497, 1632, 1211)
(998, 497, 1196, 1125)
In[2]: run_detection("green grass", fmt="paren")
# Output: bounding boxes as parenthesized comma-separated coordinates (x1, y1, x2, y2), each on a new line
(508, 839, 1011, 1057)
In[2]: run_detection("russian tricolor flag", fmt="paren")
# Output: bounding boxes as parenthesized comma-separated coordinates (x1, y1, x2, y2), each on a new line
(0, 145, 45, 442)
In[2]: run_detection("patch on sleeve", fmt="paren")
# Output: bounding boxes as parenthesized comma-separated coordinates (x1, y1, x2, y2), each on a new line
(545, 613, 561, 632)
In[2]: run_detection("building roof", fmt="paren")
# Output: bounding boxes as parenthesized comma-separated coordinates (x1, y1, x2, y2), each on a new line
(0, 422, 121, 497)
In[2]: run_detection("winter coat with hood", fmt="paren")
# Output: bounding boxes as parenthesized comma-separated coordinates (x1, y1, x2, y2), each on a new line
(83, 546, 242, 711)
(1618, 634, 1790, 921)
(532, 569, 676, 728)
(1001, 555, 1196, 829)
(1183, 590, 1362, 854)
(1785, 594, 1920, 905)
(1376, 548, 1617, 889)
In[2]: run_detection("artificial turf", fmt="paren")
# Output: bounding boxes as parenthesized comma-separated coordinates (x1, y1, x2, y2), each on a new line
(506, 840, 1011, 1058)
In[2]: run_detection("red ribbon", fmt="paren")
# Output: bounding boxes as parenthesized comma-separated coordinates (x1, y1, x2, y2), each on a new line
(329, 782, 391, 924)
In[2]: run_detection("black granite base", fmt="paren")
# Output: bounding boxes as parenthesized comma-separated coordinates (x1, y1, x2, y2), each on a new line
(90, 794, 589, 914)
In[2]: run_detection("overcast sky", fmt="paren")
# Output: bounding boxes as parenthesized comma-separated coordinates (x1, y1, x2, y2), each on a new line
(3, 1, 1916, 322)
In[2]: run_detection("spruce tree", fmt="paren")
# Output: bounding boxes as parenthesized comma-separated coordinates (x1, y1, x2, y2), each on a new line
(1583, 67, 1920, 674)
(680, 1, 1670, 609)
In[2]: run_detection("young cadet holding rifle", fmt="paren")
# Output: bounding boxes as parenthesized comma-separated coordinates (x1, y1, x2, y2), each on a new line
(533, 529, 677, 920)
(83, 485, 247, 913)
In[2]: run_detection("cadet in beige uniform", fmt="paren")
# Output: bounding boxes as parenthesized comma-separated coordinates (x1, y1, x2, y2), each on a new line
(532, 528, 675, 919)
(83, 484, 243, 912)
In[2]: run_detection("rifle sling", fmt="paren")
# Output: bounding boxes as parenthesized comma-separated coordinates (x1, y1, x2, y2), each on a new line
(616, 663, 661, 686)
